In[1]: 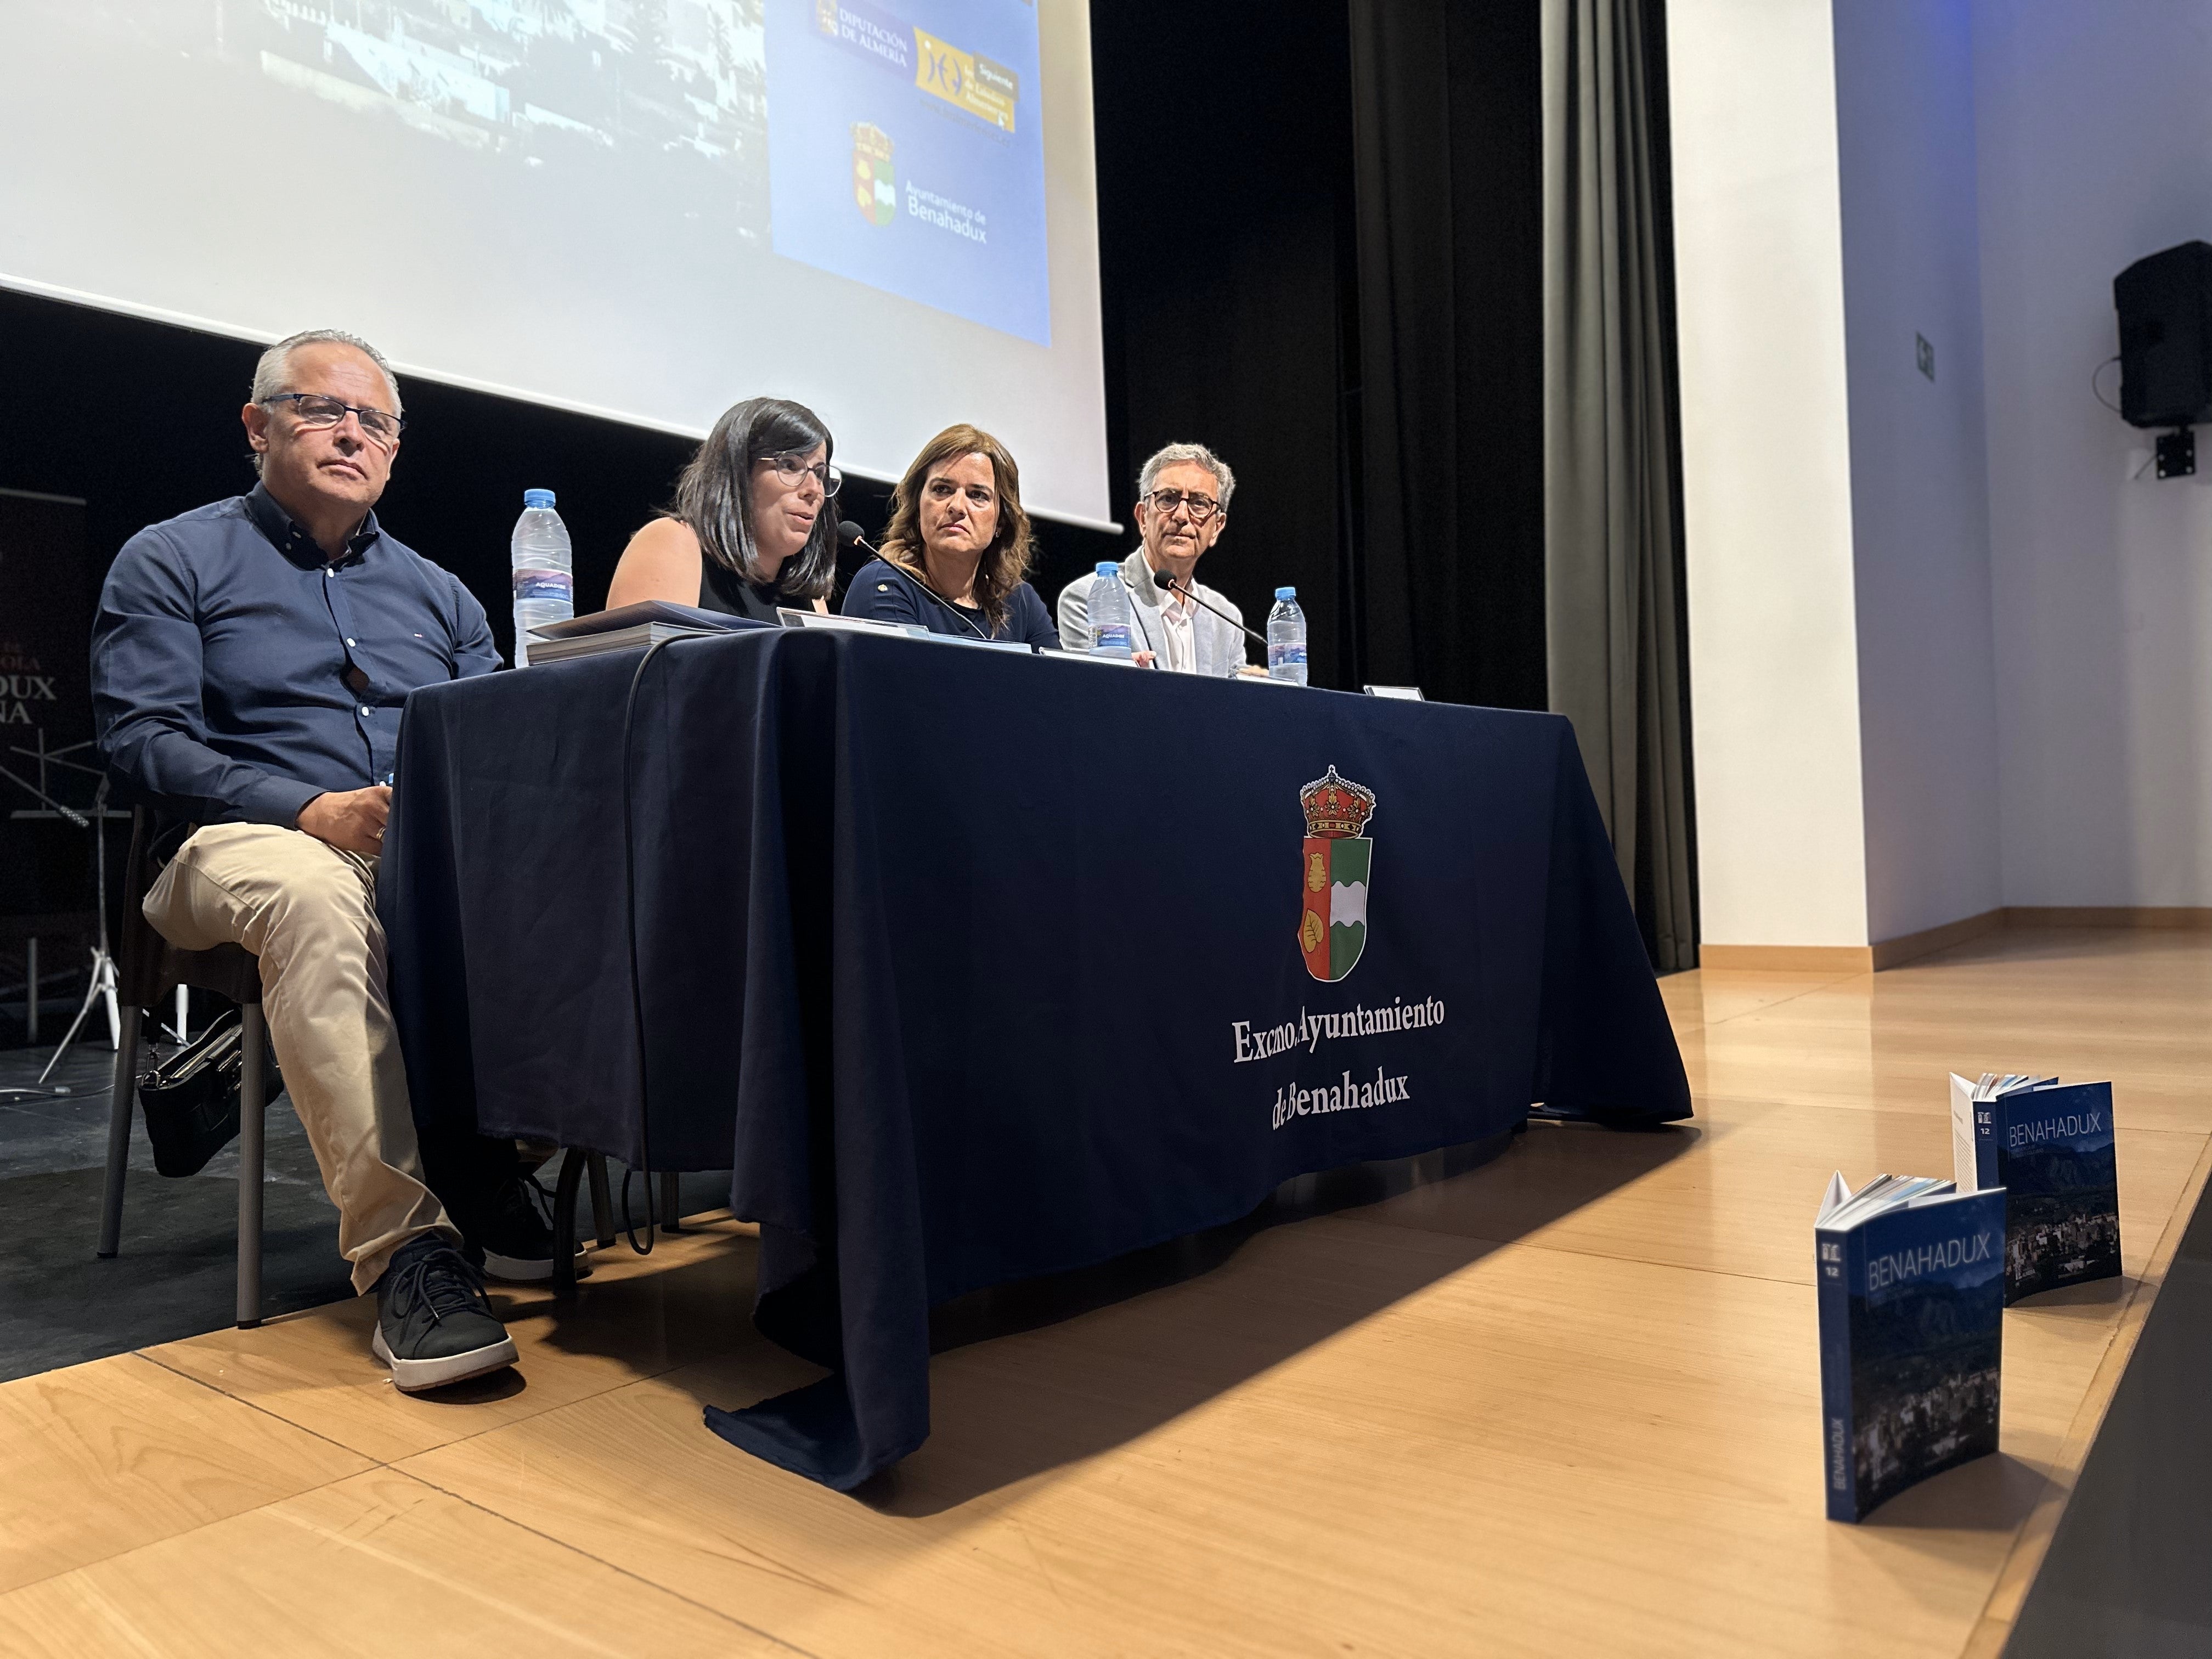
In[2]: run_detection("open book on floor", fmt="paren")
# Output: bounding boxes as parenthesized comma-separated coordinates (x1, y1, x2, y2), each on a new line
(1949, 1073, 2121, 1304)
(1816, 1173, 2005, 1522)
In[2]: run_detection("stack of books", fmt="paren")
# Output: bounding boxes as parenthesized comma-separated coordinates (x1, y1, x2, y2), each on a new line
(524, 600, 767, 664)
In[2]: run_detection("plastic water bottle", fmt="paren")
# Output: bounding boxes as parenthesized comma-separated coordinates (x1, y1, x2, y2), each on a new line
(510, 488, 573, 667)
(1088, 561, 1133, 658)
(1267, 586, 1308, 685)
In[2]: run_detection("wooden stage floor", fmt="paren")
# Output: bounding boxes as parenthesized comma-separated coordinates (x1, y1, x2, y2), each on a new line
(2, 927, 2206, 1657)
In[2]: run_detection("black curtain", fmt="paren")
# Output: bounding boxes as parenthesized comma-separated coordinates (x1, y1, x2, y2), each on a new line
(1092, 0, 1548, 707)
(1344, 0, 1549, 709)
(1541, 0, 1696, 971)
(1339, 0, 1691, 966)
(1084, 1, 1359, 684)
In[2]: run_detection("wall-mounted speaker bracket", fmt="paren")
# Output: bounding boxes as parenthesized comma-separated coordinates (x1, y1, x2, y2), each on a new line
(2155, 426, 2196, 478)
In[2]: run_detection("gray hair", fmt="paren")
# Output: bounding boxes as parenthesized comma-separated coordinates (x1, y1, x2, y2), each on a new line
(1138, 442, 1236, 511)
(247, 330, 402, 475)
(250, 329, 402, 411)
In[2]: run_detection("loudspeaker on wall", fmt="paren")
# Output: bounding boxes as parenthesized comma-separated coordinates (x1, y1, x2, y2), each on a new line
(2114, 240, 2212, 430)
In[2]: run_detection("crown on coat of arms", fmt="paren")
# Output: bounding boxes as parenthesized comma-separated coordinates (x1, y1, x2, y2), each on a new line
(1300, 766, 1376, 839)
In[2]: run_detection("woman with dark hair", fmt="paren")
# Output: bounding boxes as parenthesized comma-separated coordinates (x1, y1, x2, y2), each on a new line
(840, 423, 1060, 647)
(606, 397, 841, 619)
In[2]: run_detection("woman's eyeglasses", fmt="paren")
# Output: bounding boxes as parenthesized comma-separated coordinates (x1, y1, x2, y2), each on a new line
(764, 453, 843, 496)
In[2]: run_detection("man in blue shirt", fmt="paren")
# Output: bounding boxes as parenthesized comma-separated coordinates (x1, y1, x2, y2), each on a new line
(91, 329, 554, 1392)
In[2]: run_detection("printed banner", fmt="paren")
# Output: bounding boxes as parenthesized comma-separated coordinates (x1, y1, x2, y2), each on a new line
(0, 488, 94, 919)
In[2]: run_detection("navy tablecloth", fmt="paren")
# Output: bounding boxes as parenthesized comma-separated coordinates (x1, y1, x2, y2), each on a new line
(381, 628, 1689, 1488)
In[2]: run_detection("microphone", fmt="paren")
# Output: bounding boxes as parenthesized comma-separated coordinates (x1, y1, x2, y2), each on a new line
(1150, 565, 1269, 648)
(839, 520, 993, 642)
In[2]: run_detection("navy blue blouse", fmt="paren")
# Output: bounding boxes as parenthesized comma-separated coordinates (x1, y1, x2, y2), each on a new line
(840, 558, 1060, 649)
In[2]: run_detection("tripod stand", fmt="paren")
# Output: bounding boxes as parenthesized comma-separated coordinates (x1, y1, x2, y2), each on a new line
(34, 774, 122, 1085)
(5, 743, 188, 1084)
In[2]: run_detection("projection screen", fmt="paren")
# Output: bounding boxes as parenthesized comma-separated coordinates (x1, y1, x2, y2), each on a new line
(0, 0, 1114, 528)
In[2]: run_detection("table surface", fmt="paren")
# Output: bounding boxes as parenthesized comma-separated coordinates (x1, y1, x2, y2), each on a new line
(3, 926, 2200, 1656)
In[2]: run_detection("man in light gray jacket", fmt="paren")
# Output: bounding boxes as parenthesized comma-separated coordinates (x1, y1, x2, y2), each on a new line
(1057, 442, 1254, 676)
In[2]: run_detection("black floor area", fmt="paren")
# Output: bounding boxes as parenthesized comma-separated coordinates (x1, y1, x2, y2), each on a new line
(1, 1037, 351, 1379)
(2007, 1173, 2212, 1657)
(0, 1039, 729, 1383)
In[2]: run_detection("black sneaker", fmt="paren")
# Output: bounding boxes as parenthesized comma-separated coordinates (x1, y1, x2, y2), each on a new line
(475, 1172, 591, 1284)
(371, 1234, 520, 1392)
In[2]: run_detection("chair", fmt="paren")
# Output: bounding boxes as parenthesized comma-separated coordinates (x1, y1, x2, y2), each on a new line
(94, 808, 657, 1319)
(96, 807, 272, 1328)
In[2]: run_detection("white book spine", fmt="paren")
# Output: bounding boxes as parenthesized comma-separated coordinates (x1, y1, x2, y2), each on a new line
(1948, 1073, 1979, 1193)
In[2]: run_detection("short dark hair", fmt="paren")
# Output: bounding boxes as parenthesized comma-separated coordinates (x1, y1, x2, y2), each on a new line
(668, 397, 838, 601)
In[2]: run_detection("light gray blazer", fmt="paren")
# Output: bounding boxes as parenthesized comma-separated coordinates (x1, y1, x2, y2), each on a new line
(1054, 550, 1251, 677)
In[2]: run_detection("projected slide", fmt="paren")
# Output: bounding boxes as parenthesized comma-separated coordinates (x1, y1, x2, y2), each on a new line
(200, 2, 772, 234)
(0, 1, 1109, 525)
(769, 1, 1051, 343)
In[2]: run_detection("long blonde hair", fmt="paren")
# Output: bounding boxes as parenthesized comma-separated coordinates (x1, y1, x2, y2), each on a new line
(877, 424, 1035, 630)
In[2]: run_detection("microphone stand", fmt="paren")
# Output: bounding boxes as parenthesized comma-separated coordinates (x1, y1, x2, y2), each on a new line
(840, 524, 995, 642)
(1150, 568, 1269, 650)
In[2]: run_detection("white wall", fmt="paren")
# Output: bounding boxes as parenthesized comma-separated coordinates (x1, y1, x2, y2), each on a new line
(1671, 0, 2212, 949)
(1974, 0, 2212, 906)
(1668, 0, 1871, 949)
(1833, 0, 2004, 941)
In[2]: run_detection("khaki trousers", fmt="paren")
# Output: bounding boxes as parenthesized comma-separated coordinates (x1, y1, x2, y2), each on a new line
(143, 823, 457, 1293)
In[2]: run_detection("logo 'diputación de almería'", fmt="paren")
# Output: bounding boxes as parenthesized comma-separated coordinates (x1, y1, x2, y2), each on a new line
(1297, 766, 1376, 983)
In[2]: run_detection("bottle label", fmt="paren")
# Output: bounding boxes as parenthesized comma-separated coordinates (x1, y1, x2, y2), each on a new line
(1094, 622, 1132, 656)
(1269, 642, 1307, 668)
(513, 569, 573, 603)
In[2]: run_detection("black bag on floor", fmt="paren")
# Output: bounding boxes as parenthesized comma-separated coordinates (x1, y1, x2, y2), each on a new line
(135, 1009, 280, 1178)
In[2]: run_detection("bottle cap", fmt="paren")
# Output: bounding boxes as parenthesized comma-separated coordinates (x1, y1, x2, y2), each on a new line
(1274, 586, 1296, 600)
(1095, 561, 1118, 577)
(523, 488, 556, 509)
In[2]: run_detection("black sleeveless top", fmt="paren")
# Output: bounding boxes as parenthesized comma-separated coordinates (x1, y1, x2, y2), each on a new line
(697, 557, 787, 624)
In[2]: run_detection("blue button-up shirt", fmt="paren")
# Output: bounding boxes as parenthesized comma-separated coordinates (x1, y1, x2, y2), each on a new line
(91, 484, 499, 826)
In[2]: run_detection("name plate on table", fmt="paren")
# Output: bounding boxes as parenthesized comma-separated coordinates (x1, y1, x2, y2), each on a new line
(778, 607, 1032, 653)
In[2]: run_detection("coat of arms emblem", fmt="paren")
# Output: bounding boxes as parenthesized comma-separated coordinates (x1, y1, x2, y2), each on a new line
(853, 123, 895, 226)
(1297, 766, 1376, 983)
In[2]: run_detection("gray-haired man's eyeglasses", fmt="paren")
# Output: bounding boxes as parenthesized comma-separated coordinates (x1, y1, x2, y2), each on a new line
(1144, 487, 1222, 523)
(262, 392, 406, 445)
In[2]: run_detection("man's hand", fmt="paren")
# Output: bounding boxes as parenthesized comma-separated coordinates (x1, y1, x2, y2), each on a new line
(296, 786, 392, 855)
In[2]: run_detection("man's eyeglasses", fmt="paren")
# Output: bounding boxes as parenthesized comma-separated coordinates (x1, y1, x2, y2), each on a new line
(764, 452, 844, 496)
(261, 392, 405, 445)
(1144, 487, 1222, 523)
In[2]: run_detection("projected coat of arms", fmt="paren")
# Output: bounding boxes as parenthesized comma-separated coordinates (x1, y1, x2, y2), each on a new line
(853, 123, 895, 226)
(1297, 767, 1377, 983)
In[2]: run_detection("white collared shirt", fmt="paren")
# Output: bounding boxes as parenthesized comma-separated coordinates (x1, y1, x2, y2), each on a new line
(1155, 583, 1197, 674)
